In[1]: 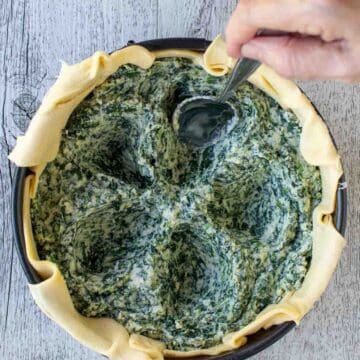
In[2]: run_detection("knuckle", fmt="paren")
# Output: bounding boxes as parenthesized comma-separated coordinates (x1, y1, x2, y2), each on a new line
(302, 22, 338, 41)
(331, 42, 354, 78)
(265, 54, 295, 79)
(275, 41, 299, 78)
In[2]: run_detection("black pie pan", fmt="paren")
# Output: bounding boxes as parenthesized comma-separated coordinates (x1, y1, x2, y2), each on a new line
(11, 38, 347, 360)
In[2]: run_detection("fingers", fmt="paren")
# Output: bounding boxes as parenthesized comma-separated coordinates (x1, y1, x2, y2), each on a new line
(225, 1, 258, 58)
(241, 36, 351, 80)
(225, 0, 359, 81)
(225, 0, 335, 58)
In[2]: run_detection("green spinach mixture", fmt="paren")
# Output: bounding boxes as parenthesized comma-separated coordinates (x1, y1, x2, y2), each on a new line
(32, 58, 321, 351)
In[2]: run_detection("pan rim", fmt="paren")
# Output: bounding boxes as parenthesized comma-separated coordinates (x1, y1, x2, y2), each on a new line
(11, 37, 347, 360)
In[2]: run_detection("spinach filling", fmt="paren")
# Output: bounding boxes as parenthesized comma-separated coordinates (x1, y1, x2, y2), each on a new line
(31, 58, 322, 350)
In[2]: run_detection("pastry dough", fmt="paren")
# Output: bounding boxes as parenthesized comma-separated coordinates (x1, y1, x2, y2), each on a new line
(9, 36, 345, 359)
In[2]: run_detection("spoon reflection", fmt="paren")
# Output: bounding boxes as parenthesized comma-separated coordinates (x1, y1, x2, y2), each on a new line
(173, 96, 238, 149)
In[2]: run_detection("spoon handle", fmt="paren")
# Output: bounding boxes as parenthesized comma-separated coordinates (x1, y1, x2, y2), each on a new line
(218, 57, 261, 102)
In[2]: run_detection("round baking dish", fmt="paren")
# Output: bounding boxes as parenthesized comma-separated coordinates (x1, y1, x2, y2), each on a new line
(11, 38, 347, 360)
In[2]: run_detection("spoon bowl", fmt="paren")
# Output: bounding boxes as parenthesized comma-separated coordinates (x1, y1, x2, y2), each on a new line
(173, 58, 260, 149)
(173, 96, 238, 148)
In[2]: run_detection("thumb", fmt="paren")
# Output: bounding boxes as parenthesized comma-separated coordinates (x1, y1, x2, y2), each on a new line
(241, 36, 349, 80)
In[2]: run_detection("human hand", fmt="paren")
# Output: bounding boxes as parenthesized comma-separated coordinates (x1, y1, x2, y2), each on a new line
(225, 0, 360, 82)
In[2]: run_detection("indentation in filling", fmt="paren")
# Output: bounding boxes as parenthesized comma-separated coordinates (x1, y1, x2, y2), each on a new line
(31, 58, 322, 351)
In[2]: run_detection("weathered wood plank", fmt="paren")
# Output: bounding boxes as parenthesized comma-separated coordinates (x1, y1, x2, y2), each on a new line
(158, 0, 237, 39)
(0, 1, 159, 359)
(0, 0, 28, 357)
(0, 0, 359, 359)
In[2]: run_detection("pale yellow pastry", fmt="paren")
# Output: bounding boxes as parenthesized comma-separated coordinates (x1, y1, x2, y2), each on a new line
(9, 36, 345, 360)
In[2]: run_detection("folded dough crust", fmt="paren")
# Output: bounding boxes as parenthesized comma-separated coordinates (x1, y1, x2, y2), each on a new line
(9, 36, 345, 359)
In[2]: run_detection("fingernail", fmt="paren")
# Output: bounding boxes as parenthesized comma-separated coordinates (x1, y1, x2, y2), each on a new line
(241, 43, 260, 58)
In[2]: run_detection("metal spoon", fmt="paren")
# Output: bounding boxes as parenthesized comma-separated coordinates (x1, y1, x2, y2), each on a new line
(173, 57, 260, 149)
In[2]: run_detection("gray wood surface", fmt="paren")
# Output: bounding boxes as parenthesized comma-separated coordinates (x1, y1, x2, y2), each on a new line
(0, 1, 359, 359)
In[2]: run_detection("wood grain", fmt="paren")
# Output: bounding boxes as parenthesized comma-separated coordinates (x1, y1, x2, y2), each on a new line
(0, 1, 358, 359)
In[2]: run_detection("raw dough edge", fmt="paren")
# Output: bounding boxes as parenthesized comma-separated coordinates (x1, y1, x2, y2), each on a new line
(9, 36, 345, 359)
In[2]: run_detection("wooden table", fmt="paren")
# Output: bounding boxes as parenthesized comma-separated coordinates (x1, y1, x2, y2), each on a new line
(1, 1, 359, 359)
